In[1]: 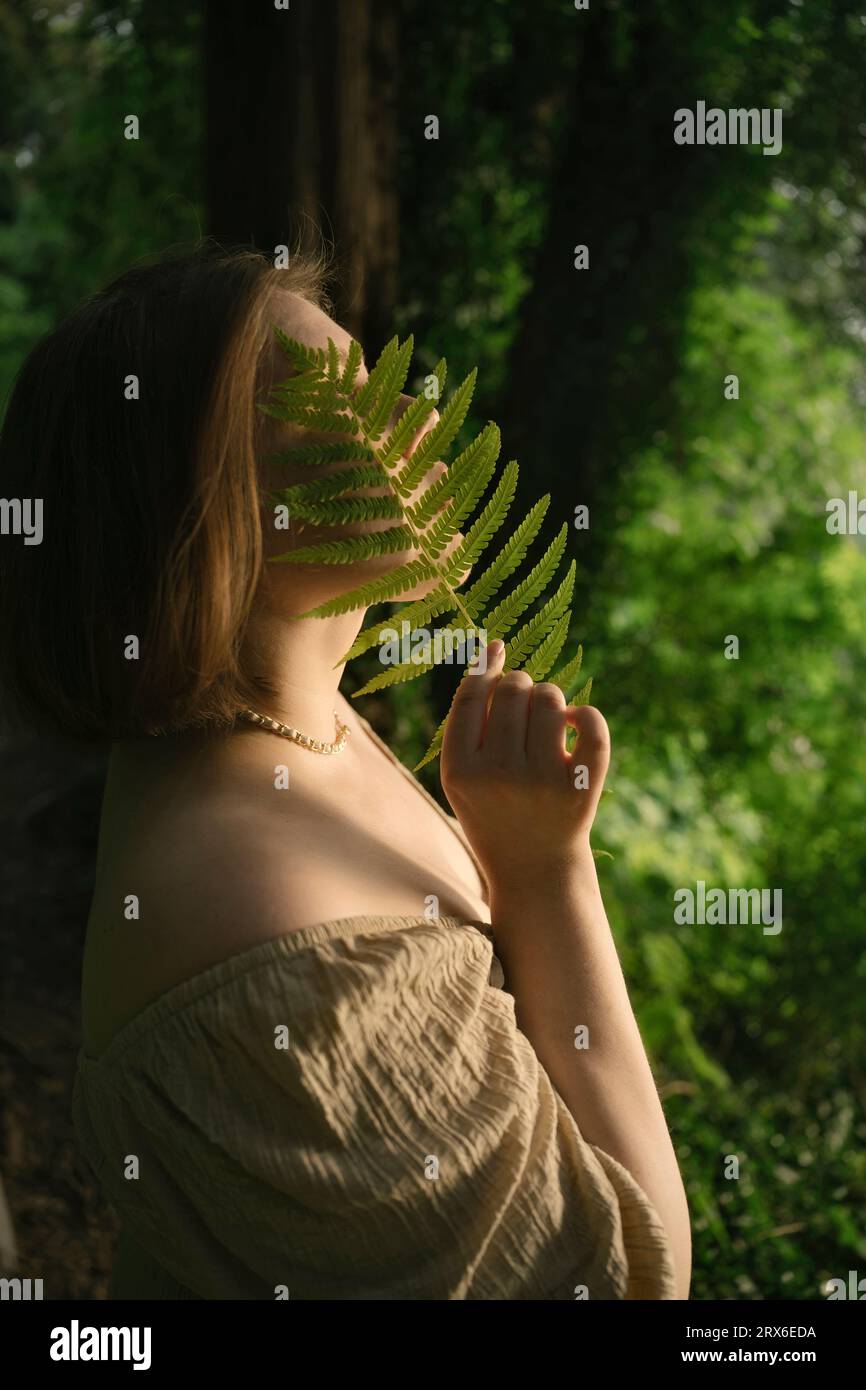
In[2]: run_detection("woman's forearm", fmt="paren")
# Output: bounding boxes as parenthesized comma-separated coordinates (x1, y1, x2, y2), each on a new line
(489, 845, 692, 1298)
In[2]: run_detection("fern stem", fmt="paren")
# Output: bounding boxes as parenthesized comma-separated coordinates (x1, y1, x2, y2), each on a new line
(335, 385, 480, 638)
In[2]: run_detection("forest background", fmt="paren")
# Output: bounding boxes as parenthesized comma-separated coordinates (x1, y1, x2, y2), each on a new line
(0, 0, 864, 1299)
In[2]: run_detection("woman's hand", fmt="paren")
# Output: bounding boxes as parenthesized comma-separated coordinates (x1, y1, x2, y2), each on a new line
(442, 639, 692, 1298)
(440, 639, 610, 890)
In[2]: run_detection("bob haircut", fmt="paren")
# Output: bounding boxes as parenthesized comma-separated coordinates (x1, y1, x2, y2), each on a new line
(0, 240, 329, 742)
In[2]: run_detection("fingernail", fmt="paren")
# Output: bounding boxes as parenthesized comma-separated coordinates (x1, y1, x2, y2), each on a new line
(487, 639, 505, 659)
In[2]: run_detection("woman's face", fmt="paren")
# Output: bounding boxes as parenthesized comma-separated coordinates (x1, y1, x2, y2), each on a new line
(257, 292, 468, 614)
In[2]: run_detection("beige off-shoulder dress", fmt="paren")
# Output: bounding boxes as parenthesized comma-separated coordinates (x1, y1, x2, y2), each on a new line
(73, 908, 677, 1300)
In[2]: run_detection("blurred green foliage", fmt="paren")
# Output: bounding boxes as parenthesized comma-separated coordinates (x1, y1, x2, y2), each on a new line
(2, 0, 864, 1301)
(0, 0, 200, 408)
(589, 277, 866, 1297)
(391, 0, 866, 1301)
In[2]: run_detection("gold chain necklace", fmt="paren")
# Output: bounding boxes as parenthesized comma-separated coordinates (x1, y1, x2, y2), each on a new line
(238, 707, 350, 755)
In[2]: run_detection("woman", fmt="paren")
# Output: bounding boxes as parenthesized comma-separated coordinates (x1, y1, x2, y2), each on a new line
(0, 241, 690, 1300)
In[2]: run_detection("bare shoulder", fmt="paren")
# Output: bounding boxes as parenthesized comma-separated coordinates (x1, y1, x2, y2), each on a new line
(81, 783, 361, 1056)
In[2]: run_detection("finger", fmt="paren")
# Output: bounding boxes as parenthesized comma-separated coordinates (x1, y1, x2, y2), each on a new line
(441, 639, 506, 766)
(564, 705, 610, 799)
(482, 668, 534, 765)
(525, 681, 569, 768)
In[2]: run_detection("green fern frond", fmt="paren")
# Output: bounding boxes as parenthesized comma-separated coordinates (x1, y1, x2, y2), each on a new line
(441, 462, 520, 580)
(363, 336, 415, 439)
(423, 449, 500, 558)
(262, 331, 589, 769)
(501, 561, 576, 666)
(413, 715, 449, 771)
(352, 655, 439, 697)
(272, 328, 325, 371)
(484, 524, 568, 635)
(268, 387, 350, 418)
(406, 422, 500, 528)
(549, 644, 584, 698)
(524, 612, 571, 682)
(327, 337, 340, 382)
(340, 339, 363, 391)
(278, 493, 404, 526)
(266, 369, 325, 395)
(268, 371, 339, 399)
(572, 676, 593, 706)
(378, 360, 446, 468)
(270, 405, 356, 436)
(457, 494, 549, 611)
(266, 441, 375, 469)
(273, 466, 385, 505)
(342, 459, 517, 659)
(296, 559, 439, 619)
(352, 335, 402, 418)
(271, 525, 414, 565)
(394, 369, 477, 494)
(340, 583, 458, 663)
(352, 623, 482, 698)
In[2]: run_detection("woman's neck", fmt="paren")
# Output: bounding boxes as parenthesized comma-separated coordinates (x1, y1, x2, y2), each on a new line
(240, 604, 366, 744)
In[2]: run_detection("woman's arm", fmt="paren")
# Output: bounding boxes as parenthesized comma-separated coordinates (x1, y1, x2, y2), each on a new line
(489, 856, 692, 1299)
(441, 641, 692, 1299)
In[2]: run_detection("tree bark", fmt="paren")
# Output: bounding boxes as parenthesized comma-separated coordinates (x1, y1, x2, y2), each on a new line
(498, 12, 699, 586)
(203, 0, 398, 350)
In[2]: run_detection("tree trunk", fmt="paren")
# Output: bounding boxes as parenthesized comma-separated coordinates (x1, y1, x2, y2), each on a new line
(203, 0, 398, 350)
(498, 13, 699, 590)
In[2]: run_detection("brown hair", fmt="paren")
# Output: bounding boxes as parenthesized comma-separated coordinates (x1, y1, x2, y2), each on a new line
(0, 240, 329, 741)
